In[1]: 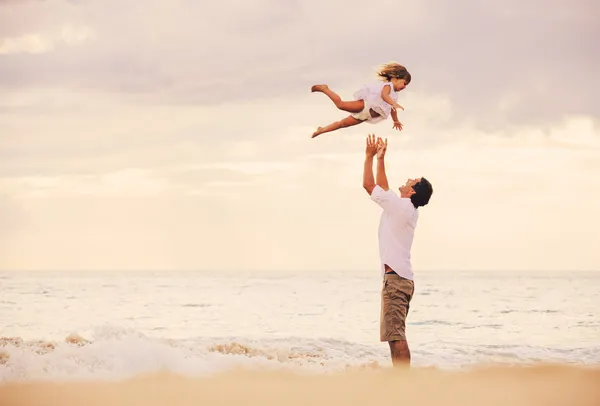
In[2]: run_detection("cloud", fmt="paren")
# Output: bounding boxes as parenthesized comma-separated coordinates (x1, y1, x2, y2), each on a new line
(2, 111, 597, 203)
(0, 0, 597, 127)
(1, 120, 599, 272)
(0, 34, 53, 54)
(2, 125, 599, 272)
(1, 82, 598, 188)
(0, 158, 306, 200)
(0, 169, 165, 199)
(0, 25, 94, 54)
(0, 0, 599, 272)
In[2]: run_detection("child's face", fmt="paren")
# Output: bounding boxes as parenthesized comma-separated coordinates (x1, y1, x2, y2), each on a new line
(392, 78, 408, 92)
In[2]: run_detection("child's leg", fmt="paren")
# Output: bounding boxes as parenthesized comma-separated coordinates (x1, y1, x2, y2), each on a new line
(312, 116, 363, 138)
(311, 84, 364, 114)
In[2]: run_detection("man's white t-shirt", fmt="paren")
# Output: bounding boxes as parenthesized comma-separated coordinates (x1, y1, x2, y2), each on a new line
(370, 185, 418, 280)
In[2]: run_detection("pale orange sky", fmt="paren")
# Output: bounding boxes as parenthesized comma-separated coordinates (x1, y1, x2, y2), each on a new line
(1, 0, 599, 272)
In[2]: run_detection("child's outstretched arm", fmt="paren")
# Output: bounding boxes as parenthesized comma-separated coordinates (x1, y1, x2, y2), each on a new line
(390, 108, 403, 131)
(381, 84, 403, 111)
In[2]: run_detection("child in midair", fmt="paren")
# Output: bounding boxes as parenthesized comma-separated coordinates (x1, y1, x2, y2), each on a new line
(310, 62, 411, 138)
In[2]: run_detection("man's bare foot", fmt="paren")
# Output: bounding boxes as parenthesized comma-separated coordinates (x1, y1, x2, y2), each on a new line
(311, 127, 324, 138)
(311, 84, 328, 93)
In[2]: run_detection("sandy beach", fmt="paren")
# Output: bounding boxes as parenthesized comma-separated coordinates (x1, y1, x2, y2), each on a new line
(2, 363, 599, 406)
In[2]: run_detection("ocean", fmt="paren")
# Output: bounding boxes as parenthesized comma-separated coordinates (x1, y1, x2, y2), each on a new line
(1, 269, 598, 384)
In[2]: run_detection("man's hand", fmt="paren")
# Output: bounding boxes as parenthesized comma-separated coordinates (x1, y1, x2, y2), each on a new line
(376, 137, 388, 160)
(365, 134, 379, 157)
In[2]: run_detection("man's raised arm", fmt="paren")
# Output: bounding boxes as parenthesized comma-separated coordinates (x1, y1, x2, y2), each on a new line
(376, 138, 389, 191)
(363, 135, 378, 195)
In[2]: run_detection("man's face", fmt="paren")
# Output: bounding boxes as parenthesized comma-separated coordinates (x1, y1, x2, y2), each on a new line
(399, 178, 421, 197)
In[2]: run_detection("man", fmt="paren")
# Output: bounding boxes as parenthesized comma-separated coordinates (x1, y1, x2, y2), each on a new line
(362, 134, 433, 368)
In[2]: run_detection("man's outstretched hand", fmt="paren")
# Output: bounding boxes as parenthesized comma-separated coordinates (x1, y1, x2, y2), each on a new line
(366, 134, 388, 158)
(376, 137, 388, 160)
(365, 134, 380, 158)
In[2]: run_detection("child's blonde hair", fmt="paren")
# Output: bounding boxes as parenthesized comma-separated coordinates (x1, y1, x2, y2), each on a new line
(376, 62, 411, 84)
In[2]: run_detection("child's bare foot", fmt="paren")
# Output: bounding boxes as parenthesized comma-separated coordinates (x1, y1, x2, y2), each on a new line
(311, 127, 324, 138)
(311, 84, 328, 93)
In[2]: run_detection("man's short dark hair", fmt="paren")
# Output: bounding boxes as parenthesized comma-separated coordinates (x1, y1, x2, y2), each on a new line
(410, 177, 433, 208)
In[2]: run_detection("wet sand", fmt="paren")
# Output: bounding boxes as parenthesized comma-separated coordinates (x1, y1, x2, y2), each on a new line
(1, 363, 599, 406)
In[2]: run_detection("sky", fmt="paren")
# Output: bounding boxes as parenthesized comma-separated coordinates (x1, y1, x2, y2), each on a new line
(1, 0, 599, 273)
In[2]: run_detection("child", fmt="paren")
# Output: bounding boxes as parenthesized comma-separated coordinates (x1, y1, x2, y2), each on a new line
(310, 62, 411, 138)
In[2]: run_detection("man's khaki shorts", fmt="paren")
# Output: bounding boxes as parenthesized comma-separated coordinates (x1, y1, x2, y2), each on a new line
(380, 273, 415, 342)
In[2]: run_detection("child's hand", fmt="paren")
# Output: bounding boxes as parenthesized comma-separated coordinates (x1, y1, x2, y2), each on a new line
(393, 121, 403, 131)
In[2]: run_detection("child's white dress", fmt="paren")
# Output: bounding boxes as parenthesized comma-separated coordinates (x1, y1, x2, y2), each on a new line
(351, 81, 398, 124)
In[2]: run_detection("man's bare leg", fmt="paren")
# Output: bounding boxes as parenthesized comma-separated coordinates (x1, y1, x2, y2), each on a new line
(311, 84, 364, 113)
(389, 340, 411, 368)
(312, 115, 362, 138)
